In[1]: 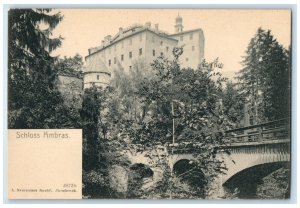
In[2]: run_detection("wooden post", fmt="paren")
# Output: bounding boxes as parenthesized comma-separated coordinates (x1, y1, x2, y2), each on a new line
(171, 100, 175, 146)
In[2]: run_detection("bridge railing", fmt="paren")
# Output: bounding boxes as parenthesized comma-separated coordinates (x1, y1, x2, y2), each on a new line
(165, 118, 290, 154)
(224, 118, 290, 144)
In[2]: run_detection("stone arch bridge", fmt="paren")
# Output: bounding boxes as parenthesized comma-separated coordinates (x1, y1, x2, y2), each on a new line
(124, 118, 290, 195)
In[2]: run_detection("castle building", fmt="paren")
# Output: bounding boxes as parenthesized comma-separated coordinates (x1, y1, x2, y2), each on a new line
(84, 15, 205, 89)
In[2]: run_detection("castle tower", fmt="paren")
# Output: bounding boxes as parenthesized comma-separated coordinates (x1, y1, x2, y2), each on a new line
(175, 14, 183, 33)
(83, 55, 111, 89)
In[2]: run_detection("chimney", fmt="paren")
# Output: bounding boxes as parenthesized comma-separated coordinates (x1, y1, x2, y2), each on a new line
(155, 24, 159, 32)
(101, 40, 105, 47)
(104, 35, 112, 45)
(145, 22, 151, 28)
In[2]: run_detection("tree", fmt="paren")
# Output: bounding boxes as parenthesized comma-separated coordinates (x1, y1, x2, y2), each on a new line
(81, 85, 131, 199)
(8, 9, 69, 128)
(56, 53, 84, 76)
(81, 85, 110, 198)
(104, 60, 155, 140)
(81, 86, 103, 171)
(222, 82, 244, 127)
(236, 28, 290, 122)
(117, 48, 231, 198)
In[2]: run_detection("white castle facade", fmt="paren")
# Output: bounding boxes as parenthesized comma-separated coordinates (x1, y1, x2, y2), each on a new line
(83, 15, 205, 89)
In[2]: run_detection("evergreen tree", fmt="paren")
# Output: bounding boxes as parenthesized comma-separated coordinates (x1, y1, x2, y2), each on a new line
(8, 9, 67, 128)
(236, 28, 290, 122)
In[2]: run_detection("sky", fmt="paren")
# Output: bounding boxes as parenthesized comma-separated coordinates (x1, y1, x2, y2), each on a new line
(51, 9, 291, 80)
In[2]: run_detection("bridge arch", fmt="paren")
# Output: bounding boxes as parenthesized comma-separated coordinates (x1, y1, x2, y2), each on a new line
(129, 163, 154, 179)
(173, 159, 195, 175)
(223, 161, 289, 198)
(169, 154, 195, 168)
(127, 163, 154, 198)
(173, 159, 207, 194)
(221, 141, 290, 184)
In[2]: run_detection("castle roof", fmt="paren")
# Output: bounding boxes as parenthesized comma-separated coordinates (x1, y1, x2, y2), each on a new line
(85, 25, 178, 59)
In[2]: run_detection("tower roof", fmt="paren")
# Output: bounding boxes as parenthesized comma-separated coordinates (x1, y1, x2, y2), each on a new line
(176, 14, 182, 22)
(176, 15, 182, 20)
(84, 55, 110, 75)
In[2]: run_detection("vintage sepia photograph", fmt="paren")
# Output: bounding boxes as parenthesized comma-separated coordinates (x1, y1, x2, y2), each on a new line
(7, 8, 291, 200)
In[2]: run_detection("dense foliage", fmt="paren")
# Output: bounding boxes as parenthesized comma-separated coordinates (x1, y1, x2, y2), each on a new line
(81, 86, 110, 198)
(81, 85, 131, 198)
(256, 166, 290, 199)
(222, 81, 244, 127)
(56, 53, 84, 78)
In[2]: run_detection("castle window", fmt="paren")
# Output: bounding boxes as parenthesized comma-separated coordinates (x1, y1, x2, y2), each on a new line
(192, 46, 195, 51)
(114, 57, 117, 64)
(190, 33, 193, 40)
(160, 41, 163, 46)
(108, 59, 111, 66)
(180, 36, 183, 41)
(139, 48, 143, 56)
(161, 52, 163, 56)
(121, 54, 124, 61)
(129, 51, 132, 59)
(129, 66, 132, 70)
(97, 75, 100, 80)
(153, 50, 155, 56)
(166, 46, 169, 52)
(186, 58, 189, 62)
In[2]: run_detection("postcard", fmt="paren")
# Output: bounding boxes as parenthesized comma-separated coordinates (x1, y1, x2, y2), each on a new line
(7, 8, 291, 199)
